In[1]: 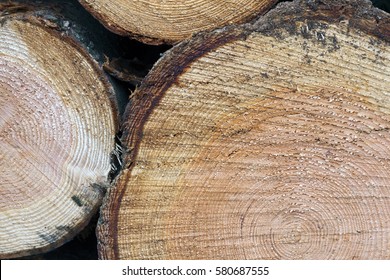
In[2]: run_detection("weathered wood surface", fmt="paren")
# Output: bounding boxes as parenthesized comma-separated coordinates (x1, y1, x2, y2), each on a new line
(0, 9, 118, 258)
(97, 0, 390, 259)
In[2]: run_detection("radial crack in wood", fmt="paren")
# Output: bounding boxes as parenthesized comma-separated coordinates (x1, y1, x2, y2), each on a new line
(78, 0, 279, 45)
(0, 12, 118, 258)
(97, 0, 390, 260)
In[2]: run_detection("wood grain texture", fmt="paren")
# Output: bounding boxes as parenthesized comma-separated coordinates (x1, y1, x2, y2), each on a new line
(0, 12, 118, 258)
(98, 0, 390, 259)
(78, 0, 278, 44)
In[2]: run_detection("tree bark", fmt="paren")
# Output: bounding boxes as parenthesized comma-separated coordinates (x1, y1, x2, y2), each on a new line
(0, 8, 118, 258)
(97, 0, 390, 259)
(78, 0, 279, 45)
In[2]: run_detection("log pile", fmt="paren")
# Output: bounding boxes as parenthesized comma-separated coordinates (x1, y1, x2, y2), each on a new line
(1, 0, 389, 260)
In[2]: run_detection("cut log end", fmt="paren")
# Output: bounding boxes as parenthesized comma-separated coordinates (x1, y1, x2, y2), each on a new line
(0, 12, 118, 258)
(78, 0, 279, 44)
(98, 0, 390, 259)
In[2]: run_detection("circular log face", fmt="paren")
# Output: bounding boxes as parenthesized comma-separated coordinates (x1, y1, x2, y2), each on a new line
(78, 0, 278, 44)
(98, 0, 390, 259)
(0, 17, 117, 258)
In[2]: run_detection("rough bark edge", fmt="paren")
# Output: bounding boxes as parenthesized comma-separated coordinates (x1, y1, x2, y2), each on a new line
(249, 0, 390, 42)
(0, 7, 120, 259)
(77, 0, 279, 45)
(96, 0, 390, 259)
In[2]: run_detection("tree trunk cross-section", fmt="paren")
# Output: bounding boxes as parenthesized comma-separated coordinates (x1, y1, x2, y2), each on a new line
(98, 0, 390, 260)
(78, 0, 279, 45)
(0, 11, 118, 258)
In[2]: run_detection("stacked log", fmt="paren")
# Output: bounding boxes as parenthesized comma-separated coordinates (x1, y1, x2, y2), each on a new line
(78, 0, 279, 44)
(0, 9, 118, 258)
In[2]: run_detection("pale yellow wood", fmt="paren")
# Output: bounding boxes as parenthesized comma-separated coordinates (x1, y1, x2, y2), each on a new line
(0, 14, 117, 258)
(78, 0, 278, 44)
(98, 0, 390, 259)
